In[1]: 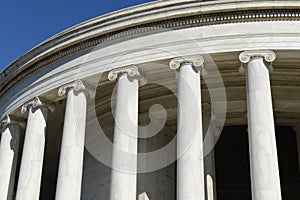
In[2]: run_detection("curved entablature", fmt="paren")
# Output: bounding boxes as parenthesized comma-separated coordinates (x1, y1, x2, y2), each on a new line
(1, 0, 300, 99)
(1, 0, 300, 125)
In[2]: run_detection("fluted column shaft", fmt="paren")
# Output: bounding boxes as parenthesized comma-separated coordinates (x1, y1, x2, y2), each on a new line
(55, 80, 88, 200)
(0, 116, 24, 200)
(16, 97, 54, 200)
(109, 66, 140, 200)
(240, 50, 282, 200)
(170, 56, 205, 200)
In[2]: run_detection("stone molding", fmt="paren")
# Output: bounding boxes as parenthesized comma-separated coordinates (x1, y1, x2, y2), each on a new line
(1, 9, 300, 99)
(21, 97, 55, 114)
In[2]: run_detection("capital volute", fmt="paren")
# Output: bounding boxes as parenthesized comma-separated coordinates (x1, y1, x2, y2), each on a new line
(1, 115, 25, 129)
(58, 79, 92, 97)
(239, 50, 276, 74)
(21, 97, 55, 114)
(108, 65, 143, 81)
(169, 56, 207, 75)
(239, 50, 276, 64)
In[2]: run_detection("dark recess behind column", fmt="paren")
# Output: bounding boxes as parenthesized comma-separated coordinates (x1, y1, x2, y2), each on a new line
(215, 125, 300, 200)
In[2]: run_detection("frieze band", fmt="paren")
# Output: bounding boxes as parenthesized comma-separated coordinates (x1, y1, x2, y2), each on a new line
(1, 9, 300, 98)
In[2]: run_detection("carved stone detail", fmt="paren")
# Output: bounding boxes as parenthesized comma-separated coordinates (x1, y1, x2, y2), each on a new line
(108, 65, 142, 81)
(239, 50, 276, 63)
(169, 56, 207, 75)
(21, 97, 55, 114)
(1, 115, 25, 129)
(239, 50, 276, 74)
(1, 9, 300, 98)
(58, 79, 87, 96)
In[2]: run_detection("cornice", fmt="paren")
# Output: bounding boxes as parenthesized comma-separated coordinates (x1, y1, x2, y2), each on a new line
(1, 0, 300, 99)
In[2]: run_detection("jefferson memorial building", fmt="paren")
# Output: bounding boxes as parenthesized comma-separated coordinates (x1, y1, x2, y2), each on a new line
(0, 0, 300, 200)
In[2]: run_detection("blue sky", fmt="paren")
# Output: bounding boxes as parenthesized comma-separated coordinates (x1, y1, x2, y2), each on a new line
(0, 0, 154, 72)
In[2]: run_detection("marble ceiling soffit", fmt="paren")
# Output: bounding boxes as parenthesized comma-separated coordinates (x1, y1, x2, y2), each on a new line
(1, 8, 300, 98)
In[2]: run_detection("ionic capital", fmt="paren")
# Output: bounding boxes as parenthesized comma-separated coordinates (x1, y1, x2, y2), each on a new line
(108, 65, 142, 81)
(1, 115, 25, 129)
(58, 79, 91, 97)
(239, 50, 276, 74)
(21, 97, 55, 114)
(239, 50, 276, 64)
(169, 56, 206, 75)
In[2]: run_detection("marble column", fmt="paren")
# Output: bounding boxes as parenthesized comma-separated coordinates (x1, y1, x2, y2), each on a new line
(170, 56, 205, 200)
(239, 50, 282, 200)
(16, 97, 55, 200)
(293, 123, 300, 171)
(55, 80, 88, 200)
(108, 66, 141, 200)
(0, 115, 24, 200)
(202, 109, 217, 200)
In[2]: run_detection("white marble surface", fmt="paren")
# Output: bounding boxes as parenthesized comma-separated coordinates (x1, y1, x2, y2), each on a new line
(177, 63, 205, 200)
(2, 20, 300, 118)
(110, 74, 138, 200)
(246, 58, 282, 200)
(16, 106, 48, 200)
(1, 0, 300, 90)
(0, 1, 299, 199)
(55, 88, 87, 200)
(0, 124, 21, 200)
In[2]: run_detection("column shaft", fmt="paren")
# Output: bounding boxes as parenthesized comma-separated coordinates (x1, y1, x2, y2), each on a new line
(205, 134, 217, 200)
(55, 88, 87, 200)
(110, 73, 139, 200)
(16, 106, 48, 200)
(246, 58, 281, 200)
(203, 111, 217, 200)
(0, 123, 22, 200)
(177, 63, 205, 200)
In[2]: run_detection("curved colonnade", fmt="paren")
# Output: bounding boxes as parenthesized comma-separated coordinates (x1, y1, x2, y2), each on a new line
(0, 0, 300, 199)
